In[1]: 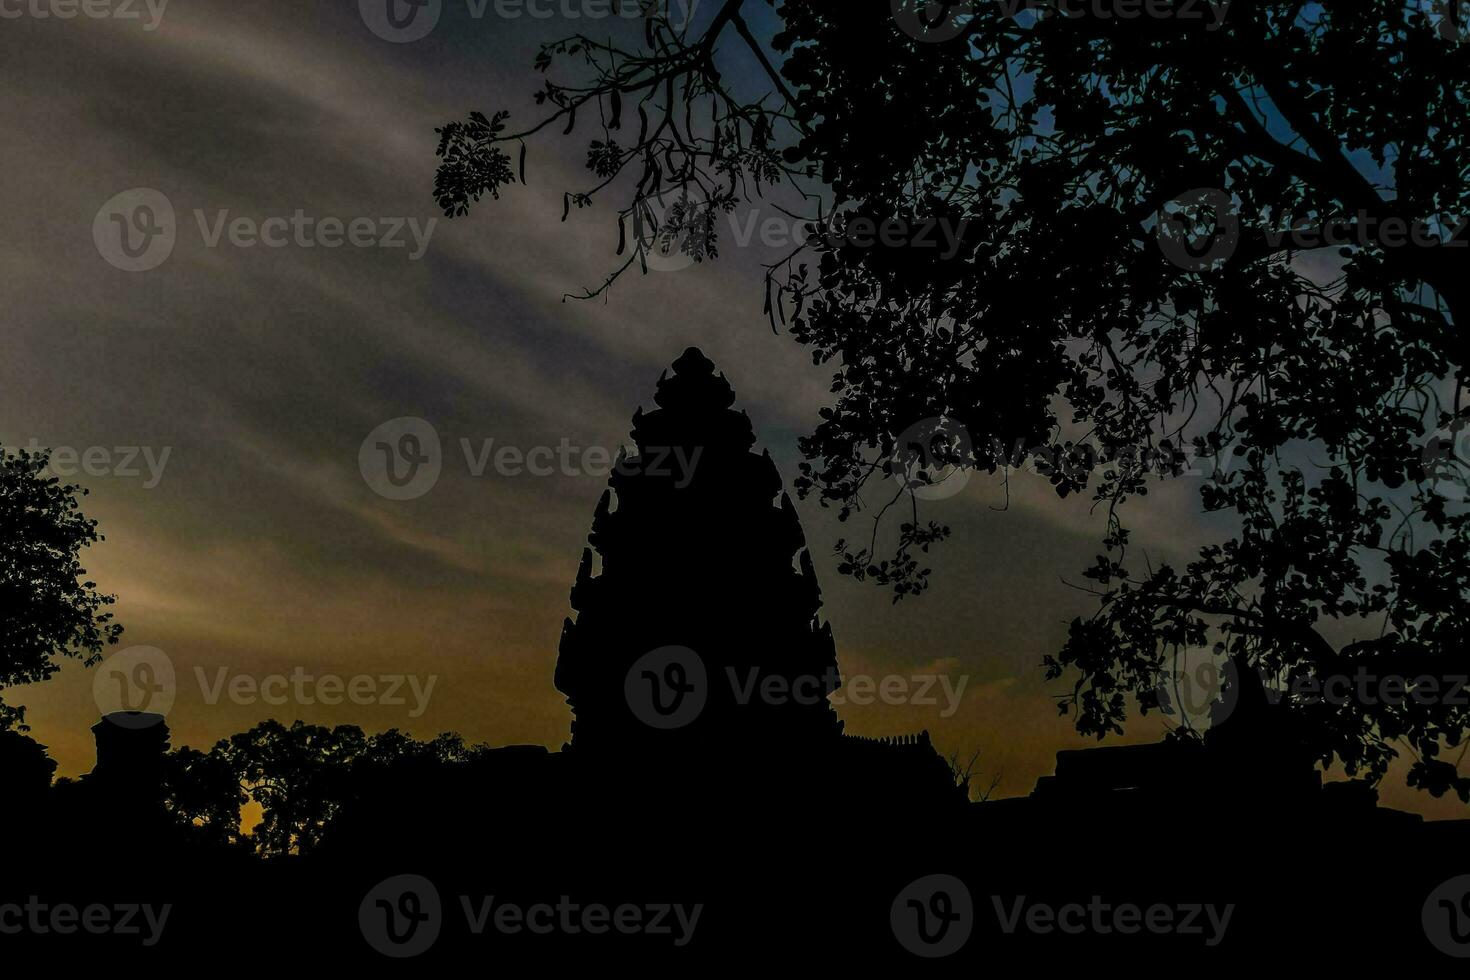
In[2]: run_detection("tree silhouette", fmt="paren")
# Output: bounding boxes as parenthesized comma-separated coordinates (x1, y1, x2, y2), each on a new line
(434, 2, 1470, 801)
(0, 445, 122, 731)
(204, 721, 483, 858)
(163, 745, 250, 850)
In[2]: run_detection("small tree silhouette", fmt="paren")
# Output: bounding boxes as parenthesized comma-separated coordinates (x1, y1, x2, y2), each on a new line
(0, 445, 123, 731)
(205, 721, 483, 858)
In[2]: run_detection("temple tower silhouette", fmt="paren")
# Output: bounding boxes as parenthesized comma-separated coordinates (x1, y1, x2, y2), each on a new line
(88, 711, 170, 812)
(555, 347, 843, 757)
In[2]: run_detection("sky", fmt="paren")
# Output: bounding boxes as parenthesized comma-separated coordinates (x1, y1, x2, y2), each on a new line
(2, 0, 1462, 819)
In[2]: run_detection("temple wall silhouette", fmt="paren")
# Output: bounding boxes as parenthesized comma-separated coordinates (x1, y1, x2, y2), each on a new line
(5, 349, 1467, 965)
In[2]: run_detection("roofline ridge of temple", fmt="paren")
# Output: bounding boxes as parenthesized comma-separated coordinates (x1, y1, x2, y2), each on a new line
(843, 731, 933, 748)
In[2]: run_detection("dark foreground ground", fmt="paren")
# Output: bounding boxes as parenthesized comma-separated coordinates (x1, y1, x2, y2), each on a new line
(5, 736, 1467, 968)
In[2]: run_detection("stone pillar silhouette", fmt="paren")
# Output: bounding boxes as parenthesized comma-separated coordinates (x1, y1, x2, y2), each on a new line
(89, 711, 170, 811)
(555, 348, 843, 758)
(0, 729, 57, 797)
(0, 730, 58, 834)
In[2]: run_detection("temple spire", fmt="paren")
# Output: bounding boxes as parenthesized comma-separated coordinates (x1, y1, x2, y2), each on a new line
(555, 348, 843, 756)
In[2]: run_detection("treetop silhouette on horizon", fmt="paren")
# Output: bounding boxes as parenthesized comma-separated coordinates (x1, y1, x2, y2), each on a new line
(0, 445, 122, 732)
(433, 0, 1470, 800)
